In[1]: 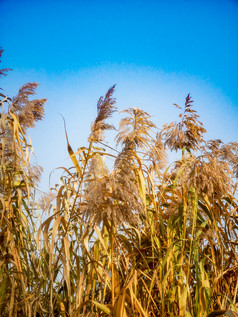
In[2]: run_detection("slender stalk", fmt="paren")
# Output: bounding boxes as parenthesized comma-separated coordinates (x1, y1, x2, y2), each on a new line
(111, 220, 115, 308)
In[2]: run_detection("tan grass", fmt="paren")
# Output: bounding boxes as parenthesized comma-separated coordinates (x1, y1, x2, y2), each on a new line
(0, 50, 238, 316)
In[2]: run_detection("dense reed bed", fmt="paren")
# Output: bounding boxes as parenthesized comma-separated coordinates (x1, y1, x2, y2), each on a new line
(0, 51, 238, 316)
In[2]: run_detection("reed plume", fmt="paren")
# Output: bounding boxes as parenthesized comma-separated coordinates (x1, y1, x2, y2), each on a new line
(162, 94, 207, 151)
(11, 82, 46, 131)
(89, 84, 117, 142)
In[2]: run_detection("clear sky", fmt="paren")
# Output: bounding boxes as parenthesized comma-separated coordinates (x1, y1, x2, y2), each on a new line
(1, 0, 238, 192)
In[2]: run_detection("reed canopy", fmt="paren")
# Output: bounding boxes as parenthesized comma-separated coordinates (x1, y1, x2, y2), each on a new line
(0, 50, 238, 317)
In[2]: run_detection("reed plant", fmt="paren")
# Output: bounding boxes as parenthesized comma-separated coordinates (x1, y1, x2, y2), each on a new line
(0, 49, 46, 316)
(1, 50, 237, 316)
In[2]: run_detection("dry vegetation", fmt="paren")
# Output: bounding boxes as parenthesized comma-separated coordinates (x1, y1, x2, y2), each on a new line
(0, 50, 238, 316)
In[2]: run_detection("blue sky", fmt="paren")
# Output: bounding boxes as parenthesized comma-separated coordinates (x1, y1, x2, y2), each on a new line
(1, 0, 238, 192)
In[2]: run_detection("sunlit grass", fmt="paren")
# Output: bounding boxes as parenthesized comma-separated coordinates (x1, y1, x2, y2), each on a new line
(0, 50, 238, 316)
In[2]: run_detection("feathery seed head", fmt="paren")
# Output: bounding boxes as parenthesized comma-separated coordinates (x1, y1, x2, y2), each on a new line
(115, 107, 156, 150)
(89, 85, 117, 142)
(162, 94, 207, 152)
(11, 82, 46, 131)
(85, 169, 144, 225)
